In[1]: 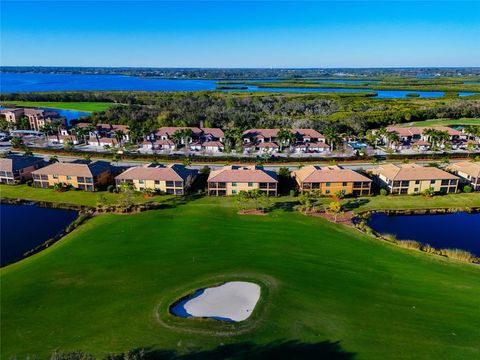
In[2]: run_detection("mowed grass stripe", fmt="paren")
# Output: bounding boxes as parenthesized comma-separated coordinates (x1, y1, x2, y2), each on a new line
(1, 197, 479, 359)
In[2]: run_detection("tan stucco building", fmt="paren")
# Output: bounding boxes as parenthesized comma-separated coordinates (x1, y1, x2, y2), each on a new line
(32, 161, 111, 191)
(0, 155, 45, 184)
(207, 165, 278, 196)
(370, 163, 459, 195)
(446, 161, 480, 191)
(115, 164, 196, 195)
(292, 165, 372, 196)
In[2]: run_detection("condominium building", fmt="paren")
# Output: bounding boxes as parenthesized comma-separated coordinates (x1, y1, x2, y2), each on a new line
(292, 165, 372, 196)
(32, 161, 111, 191)
(370, 163, 459, 194)
(0, 155, 45, 184)
(207, 165, 278, 196)
(115, 164, 197, 195)
(446, 161, 480, 191)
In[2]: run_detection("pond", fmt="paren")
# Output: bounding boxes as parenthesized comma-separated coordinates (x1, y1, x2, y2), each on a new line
(170, 281, 261, 322)
(0, 203, 78, 266)
(1, 72, 477, 99)
(367, 212, 480, 256)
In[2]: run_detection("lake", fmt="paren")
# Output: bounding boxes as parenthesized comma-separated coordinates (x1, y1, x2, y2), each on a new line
(1, 72, 476, 99)
(0, 203, 78, 266)
(368, 212, 480, 256)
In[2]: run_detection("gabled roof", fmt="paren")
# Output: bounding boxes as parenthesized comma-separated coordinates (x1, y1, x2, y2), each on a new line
(370, 163, 459, 181)
(208, 165, 277, 183)
(293, 129, 325, 139)
(32, 161, 110, 177)
(156, 127, 203, 137)
(446, 161, 480, 178)
(243, 129, 279, 139)
(115, 164, 194, 182)
(387, 126, 463, 137)
(0, 155, 45, 172)
(257, 141, 279, 148)
(293, 165, 371, 183)
(202, 141, 224, 147)
(201, 128, 224, 138)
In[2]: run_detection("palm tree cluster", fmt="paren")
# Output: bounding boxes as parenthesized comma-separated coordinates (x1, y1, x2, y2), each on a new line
(422, 128, 450, 150)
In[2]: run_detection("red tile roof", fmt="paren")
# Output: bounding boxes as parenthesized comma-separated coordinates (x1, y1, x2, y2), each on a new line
(208, 165, 277, 183)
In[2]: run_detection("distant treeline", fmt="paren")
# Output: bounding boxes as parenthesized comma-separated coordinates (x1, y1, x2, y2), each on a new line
(2, 66, 480, 79)
(2, 91, 480, 138)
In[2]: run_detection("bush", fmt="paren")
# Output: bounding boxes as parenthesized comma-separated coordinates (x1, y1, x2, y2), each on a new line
(441, 248, 477, 263)
(25, 179, 33, 187)
(379, 188, 388, 196)
(463, 185, 473, 193)
(396, 240, 422, 250)
(289, 189, 296, 197)
(107, 184, 115, 193)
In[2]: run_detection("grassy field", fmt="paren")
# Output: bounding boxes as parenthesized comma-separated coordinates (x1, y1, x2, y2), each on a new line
(0, 184, 173, 207)
(0, 101, 117, 112)
(399, 118, 480, 127)
(1, 196, 480, 359)
(353, 193, 480, 212)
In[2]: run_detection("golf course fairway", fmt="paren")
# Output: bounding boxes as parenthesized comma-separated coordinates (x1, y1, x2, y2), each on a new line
(1, 197, 479, 359)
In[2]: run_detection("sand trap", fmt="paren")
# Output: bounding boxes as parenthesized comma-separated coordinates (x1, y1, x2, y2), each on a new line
(182, 281, 261, 322)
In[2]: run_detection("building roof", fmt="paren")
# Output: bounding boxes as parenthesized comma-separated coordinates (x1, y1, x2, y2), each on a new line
(0, 155, 45, 172)
(292, 165, 372, 183)
(386, 126, 463, 137)
(208, 165, 277, 183)
(293, 129, 325, 139)
(115, 164, 194, 182)
(257, 141, 279, 148)
(156, 127, 203, 137)
(370, 163, 459, 181)
(97, 137, 117, 144)
(446, 161, 480, 178)
(201, 128, 224, 138)
(202, 141, 224, 147)
(32, 161, 111, 177)
(142, 139, 175, 146)
(306, 142, 329, 148)
(97, 124, 129, 133)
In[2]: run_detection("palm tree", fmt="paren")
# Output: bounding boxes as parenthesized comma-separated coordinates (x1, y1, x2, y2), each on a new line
(171, 129, 184, 147)
(113, 130, 125, 145)
(277, 127, 295, 152)
(386, 132, 400, 149)
(323, 127, 342, 151)
(40, 123, 53, 141)
(84, 124, 99, 146)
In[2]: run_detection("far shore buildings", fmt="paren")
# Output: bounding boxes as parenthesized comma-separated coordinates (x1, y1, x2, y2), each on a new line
(370, 163, 459, 195)
(32, 161, 111, 191)
(207, 165, 278, 196)
(0, 108, 66, 131)
(292, 165, 372, 196)
(76, 123, 130, 145)
(383, 126, 467, 151)
(0, 155, 45, 184)
(115, 164, 197, 195)
(446, 161, 480, 191)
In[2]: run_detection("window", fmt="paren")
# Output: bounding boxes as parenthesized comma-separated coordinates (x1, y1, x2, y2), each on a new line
(78, 177, 85, 183)
(232, 189, 237, 195)
(175, 181, 182, 187)
(401, 181, 409, 187)
(66, 176, 72, 180)
(248, 182, 253, 187)
(441, 179, 449, 186)
(430, 180, 436, 184)
(166, 181, 174, 187)
(448, 187, 456, 193)
(342, 182, 347, 186)
(393, 181, 401, 187)
(86, 185, 94, 191)
(450, 179, 457, 185)
(139, 179, 145, 184)
(154, 180, 160, 185)
(400, 189, 408, 194)
(232, 182, 237, 187)
(325, 190, 330, 195)
(326, 182, 331, 187)
(53, 174, 58, 179)
(414, 188, 419, 193)
(440, 187, 448, 193)
(85, 177, 93, 183)
(41, 174, 48, 180)
(33, 174, 40, 180)
(353, 182, 362, 188)
(415, 180, 420, 185)
(311, 183, 319, 189)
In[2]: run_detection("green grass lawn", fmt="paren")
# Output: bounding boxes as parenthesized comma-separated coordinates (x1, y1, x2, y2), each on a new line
(0, 184, 173, 207)
(1, 197, 479, 359)
(353, 193, 480, 212)
(0, 101, 117, 112)
(399, 118, 480, 127)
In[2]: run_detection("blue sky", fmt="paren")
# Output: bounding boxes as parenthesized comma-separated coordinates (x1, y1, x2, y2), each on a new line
(1, 1, 479, 68)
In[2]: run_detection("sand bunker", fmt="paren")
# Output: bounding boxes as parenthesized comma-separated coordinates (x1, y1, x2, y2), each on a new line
(174, 281, 261, 322)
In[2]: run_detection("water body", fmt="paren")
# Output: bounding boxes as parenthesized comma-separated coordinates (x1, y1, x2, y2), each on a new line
(1, 72, 477, 99)
(0, 203, 78, 266)
(368, 212, 480, 256)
